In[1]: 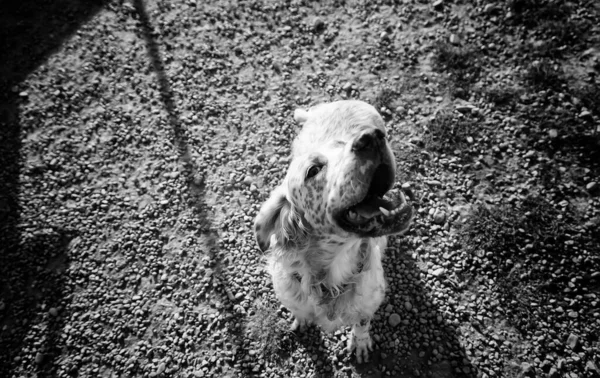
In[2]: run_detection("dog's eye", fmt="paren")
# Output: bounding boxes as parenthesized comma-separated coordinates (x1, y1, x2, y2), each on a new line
(305, 165, 323, 180)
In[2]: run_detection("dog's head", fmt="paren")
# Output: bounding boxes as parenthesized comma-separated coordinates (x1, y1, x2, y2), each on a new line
(254, 100, 413, 252)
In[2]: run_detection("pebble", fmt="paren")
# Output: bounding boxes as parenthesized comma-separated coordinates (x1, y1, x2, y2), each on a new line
(586, 361, 600, 374)
(35, 352, 44, 365)
(432, 0, 444, 11)
(521, 362, 535, 375)
(586, 182, 598, 194)
(483, 3, 497, 14)
(431, 268, 446, 277)
(312, 18, 325, 32)
(405, 301, 413, 311)
(456, 104, 475, 114)
(579, 110, 593, 120)
(449, 34, 460, 45)
(566, 333, 580, 349)
(432, 209, 446, 225)
(388, 313, 402, 327)
(49, 307, 58, 317)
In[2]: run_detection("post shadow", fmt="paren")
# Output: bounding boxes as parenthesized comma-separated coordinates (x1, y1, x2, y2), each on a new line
(132, 0, 250, 373)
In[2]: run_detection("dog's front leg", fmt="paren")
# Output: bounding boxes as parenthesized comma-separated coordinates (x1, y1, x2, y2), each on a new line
(347, 318, 373, 363)
(290, 316, 308, 332)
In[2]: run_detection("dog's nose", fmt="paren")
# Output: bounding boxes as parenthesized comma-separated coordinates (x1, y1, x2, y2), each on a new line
(352, 129, 385, 152)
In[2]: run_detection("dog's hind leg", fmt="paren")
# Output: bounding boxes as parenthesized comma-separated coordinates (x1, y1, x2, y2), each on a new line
(348, 318, 373, 363)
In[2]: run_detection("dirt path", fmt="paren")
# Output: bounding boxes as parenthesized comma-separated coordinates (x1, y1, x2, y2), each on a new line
(1, 0, 599, 377)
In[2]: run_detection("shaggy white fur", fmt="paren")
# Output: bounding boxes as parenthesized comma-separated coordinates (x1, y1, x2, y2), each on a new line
(254, 100, 413, 363)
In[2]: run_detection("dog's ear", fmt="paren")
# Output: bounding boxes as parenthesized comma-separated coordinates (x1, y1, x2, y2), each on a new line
(294, 108, 309, 125)
(254, 185, 310, 252)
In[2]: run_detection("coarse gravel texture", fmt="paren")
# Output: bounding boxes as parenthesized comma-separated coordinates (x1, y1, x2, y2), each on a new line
(1, 0, 599, 377)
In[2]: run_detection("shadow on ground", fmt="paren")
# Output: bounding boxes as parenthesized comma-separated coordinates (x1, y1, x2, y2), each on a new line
(0, 1, 107, 376)
(132, 0, 251, 373)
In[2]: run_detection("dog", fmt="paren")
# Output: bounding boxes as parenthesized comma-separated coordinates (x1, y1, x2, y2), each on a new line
(254, 100, 413, 363)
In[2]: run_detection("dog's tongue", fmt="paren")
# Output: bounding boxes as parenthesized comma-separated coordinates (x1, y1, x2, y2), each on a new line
(354, 197, 392, 218)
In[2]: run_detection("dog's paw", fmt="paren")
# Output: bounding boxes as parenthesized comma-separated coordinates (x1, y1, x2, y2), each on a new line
(347, 333, 373, 363)
(290, 318, 307, 333)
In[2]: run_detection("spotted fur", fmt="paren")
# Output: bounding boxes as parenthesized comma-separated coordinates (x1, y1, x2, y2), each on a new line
(254, 100, 409, 363)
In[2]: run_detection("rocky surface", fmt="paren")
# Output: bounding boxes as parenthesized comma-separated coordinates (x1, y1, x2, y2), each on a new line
(1, 0, 599, 377)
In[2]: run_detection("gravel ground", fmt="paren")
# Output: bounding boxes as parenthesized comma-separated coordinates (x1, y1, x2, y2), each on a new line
(1, 0, 599, 377)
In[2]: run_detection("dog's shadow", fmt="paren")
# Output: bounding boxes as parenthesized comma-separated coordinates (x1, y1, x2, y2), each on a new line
(350, 238, 475, 378)
(292, 326, 338, 377)
(254, 236, 476, 378)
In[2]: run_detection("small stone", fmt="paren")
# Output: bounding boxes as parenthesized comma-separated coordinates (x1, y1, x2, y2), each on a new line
(579, 110, 593, 120)
(483, 3, 497, 14)
(388, 313, 401, 327)
(426, 180, 442, 187)
(432, 0, 444, 11)
(312, 18, 325, 32)
(466, 136, 474, 144)
(404, 301, 413, 311)
(548, 129, 558, 138)
(401, 182, 415, 200)
(548, 368, 559, 378)
(49, 307, 58, 317)
(35, 352, 44, 364)
(431, 267, 446, 277)
(566, 333, 580, 350)
(449, 34, 460, 45)
(586, 361, 600, 374)
(456, 104, 474, 114)
(432, 209, 446, 225)
(342, 82, 353, 91)
(568, 311, 578, 318)
(586, 181, 598, 194)
(521, 362, 535, 376)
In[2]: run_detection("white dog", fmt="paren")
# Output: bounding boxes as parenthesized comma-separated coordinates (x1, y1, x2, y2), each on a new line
(254, 100, 413, 363)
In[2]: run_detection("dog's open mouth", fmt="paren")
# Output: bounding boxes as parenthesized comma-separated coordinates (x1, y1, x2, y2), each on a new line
(337, 164, 413, 236)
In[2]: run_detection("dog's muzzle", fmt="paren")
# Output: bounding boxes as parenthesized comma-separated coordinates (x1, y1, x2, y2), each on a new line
(333, 128, 413, 237)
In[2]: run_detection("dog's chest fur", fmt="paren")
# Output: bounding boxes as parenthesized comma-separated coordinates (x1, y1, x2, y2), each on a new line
(267, 236, 387, 332)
